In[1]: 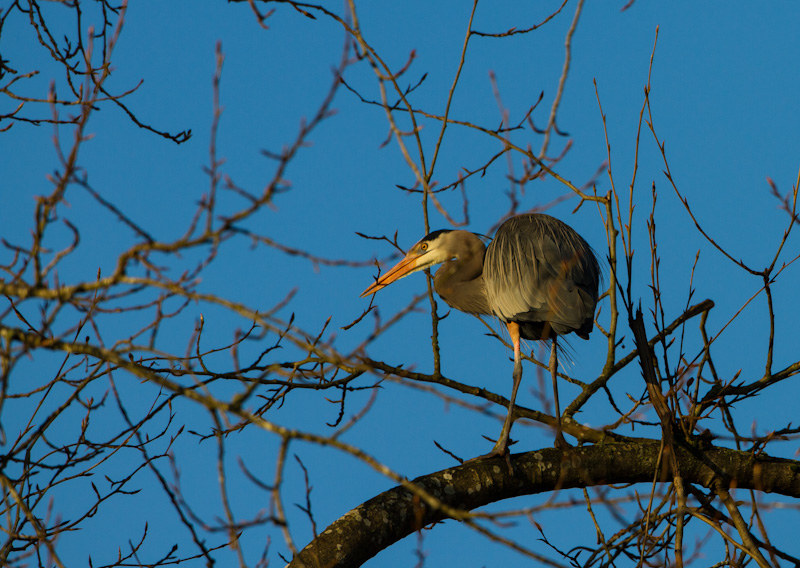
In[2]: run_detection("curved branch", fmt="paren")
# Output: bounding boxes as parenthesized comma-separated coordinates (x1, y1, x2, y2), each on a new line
(288, 442, 800, 568)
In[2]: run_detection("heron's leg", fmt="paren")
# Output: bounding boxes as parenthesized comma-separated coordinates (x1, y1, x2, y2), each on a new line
(466, 322, 521, 467)
(490, 321, 523, 456)
(550, 335, 571, 449)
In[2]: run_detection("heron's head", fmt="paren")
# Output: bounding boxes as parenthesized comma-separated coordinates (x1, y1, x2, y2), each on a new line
(360, 230, 460, 297)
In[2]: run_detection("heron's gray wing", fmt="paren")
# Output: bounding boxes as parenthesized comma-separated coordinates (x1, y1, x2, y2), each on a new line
(484, 215, 598, 336)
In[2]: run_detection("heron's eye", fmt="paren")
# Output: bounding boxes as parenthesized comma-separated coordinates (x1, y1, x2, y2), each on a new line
(420, 243, 428, 251)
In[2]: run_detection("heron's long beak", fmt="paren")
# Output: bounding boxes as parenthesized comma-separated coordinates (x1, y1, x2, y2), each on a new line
(360, 251, 426, 297)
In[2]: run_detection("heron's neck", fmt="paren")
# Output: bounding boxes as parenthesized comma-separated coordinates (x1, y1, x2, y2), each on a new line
(433, 247, 491, 315)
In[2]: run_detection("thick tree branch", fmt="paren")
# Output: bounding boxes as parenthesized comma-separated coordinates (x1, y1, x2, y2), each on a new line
(289, 442, 800, 567)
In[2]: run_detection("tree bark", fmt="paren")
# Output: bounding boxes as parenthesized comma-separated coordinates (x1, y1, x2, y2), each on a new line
(288, 441, 800, 568)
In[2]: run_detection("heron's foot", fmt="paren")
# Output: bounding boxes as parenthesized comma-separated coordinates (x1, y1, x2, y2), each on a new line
(466, 444, 507, 462)
(465, 441, 514, 473)
(554, 430, 572, 450)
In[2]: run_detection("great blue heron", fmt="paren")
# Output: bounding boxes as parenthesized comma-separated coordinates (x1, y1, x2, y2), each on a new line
(361, 213, 600, 459)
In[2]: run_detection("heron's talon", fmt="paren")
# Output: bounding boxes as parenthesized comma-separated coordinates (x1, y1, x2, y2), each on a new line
(554, 432, 572, 450)
(466, 446, 514, 474)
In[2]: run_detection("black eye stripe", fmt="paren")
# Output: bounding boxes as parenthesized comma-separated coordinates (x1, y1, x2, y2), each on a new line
(422, 229, 451, 243)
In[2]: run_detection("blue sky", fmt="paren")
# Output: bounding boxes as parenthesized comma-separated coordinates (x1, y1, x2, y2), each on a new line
(3, 1, 800, 566)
